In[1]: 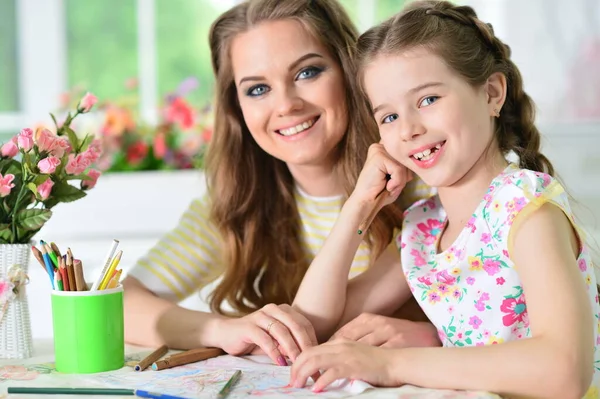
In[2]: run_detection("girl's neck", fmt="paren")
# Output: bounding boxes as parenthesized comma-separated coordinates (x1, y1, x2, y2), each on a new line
(287, 162, 345, 198)
(438, 151, 508, 232)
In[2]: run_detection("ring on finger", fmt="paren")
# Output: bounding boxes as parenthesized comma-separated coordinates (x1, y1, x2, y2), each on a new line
(266, 320, 278, 334)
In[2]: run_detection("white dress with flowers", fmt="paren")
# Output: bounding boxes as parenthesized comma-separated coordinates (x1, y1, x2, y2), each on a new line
(398, 164, 600, 398)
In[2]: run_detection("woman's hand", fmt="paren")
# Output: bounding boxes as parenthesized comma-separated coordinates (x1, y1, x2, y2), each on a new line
(215, 303, 318, 366)
(349, 143, 413, 210)
(290, 341, 402, 392)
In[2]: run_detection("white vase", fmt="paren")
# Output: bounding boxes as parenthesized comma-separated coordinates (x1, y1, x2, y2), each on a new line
(0, 243, 33, 359)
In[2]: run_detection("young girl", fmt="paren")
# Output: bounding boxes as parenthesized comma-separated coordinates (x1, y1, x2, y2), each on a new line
(291, 1, 600, 397)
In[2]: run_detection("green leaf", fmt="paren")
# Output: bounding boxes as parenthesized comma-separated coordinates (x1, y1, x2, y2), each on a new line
(32, 174, 49, 185)
(27, 183, 39, 198)
(0, 224, 13, 243)
(448, 326, 457, 332)
(50, 112, 58, 128)
(49, 181, 86, 203)
(16, 208, 52, 231)
(65, 173, 93, 181)
(3, 159, 22, 176)
(465, 338, 472, 345)
(455, 341, 464, 347)
(63, 126, 79, 150)
(465, 330, 473, 336)
(79, 134, 94, 152)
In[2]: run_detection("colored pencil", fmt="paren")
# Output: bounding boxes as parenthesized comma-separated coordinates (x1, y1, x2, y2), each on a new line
(91, 239, 119, 290)
(30, 246, 47, 272)
(217, 370, 242, 399)
(99, 250, 122, 290)
(39, 244, 55, 289)
(151, 347, 224, 371)
(135, 344, 168, 371)
(73, 259, 86, 291)
(55, 270, 63, 291)
(50, 242, 62, 258)
(357, 182, 391, 235)
(66, 256, 76, 292)
(135, 389, 192, 399)
(59, 256, 69, 291)
(7, 387, 134, 395)
(42, 241, 59, 268)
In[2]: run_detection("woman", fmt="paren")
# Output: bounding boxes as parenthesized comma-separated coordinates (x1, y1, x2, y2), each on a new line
(123, 0, 435, 366)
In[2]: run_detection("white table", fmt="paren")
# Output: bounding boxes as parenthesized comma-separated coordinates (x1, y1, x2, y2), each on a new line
(0, 340, 500, 399)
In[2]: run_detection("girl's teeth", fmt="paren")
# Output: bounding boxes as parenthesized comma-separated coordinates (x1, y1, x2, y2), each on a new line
(279, 119, 315, 136)
(413, 143, 443, 160)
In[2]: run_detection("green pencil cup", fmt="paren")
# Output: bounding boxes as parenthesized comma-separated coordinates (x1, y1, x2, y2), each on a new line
(51, 285, 125, 373)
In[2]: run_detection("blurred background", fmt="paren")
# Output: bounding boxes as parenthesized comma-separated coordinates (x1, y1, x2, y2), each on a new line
(0, 0, 598, 339)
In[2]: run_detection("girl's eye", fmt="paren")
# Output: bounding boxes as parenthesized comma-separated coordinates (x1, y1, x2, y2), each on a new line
(382, 113, 399, 124)
(296, 66, 323, 80)
(247, 84, 270, 97)
(419, 96, 439, 107)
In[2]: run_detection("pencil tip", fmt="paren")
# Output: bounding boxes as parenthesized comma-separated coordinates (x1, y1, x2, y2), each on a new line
(134, 365, 141, 371)
(151, 364, 157, 371)
(357, 230, 363, 235)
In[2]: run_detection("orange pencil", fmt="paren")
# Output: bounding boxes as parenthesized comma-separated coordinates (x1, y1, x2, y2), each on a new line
(106, 269, 122, 289)
(59, 256, 69, 291)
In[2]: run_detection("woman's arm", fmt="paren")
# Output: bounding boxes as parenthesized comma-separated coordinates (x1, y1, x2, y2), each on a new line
(292, 203, 595, 398)
(293, 144, 413, 341)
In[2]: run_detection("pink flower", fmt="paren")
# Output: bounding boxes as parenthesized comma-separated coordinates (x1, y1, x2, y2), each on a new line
(81, 169, 101, 190)
(500, 297, 528, 327)
(1, 139, 18, 158)
(17, 128, 34, 152)
(496, 277, 506, 285)
(502, 249, 510, 258)
(37, 157, 61, 174)
(417, 218, 444, 244)
(165, 97, 195, 130)
(65, 154, 91, 175)
(578, 258, 587, 272)
(36, 128, 57, 154)
(78, 92, 97, 113)
(480, 233, 491, 244)
(468, 315, 482, 329)
(466, 216, 477, 232)
(0, 173, 15, 197)
(80, 147, 101, 164)
(37, 179, 54, 201)
(417, 276, 432, 286)
(466, 276, 476, 285)
(436, 270, 456, 285)
(474, 301, 486, 311)
(483, 259, 501, 276)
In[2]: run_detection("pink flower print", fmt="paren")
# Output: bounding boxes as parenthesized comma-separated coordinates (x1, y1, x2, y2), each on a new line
(480, 233, 492, 244)
(514, 197, 527, 211)
(483, 259, 501, 276)
(452, 288, 462, 300)
(483, 330, 491, 338)
(468, 256, 483, 271)
(466, 276, 476, 285)
(476, 342, 485, 346)
(483, 193, 493, 205)
(579, 258, 588, 272)
(469, 315, 482, 329)
(400, 241, 406, 249)
(0, 365, 39, 380)
(447, 305, 455, 314)
(0, 173, 15, 197)
(417, 218, 444, 244)
(1, 139, 18, 158)
(417, 276, 432, 286)
(436, 270, 456, 285)
(423, 198, 437, 210)
(410, 249, 426, 267)
(436, 283, 450, 297)
(502, 249, 510, 258)
(466, 216, 477, 232)
(437, 329, 447, 342)
(37, 156, 61, 174)
(37, 179, 54, 201)
(17, 128, 34, 152)
(475, 301, 486, 311)
(480, 292, 490, 301)
(496, 277, 506, 285)
(500, 297, 528, 326)
(427, 290, 441, 304)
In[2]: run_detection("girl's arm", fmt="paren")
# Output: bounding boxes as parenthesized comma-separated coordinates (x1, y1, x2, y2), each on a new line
(293, 203, 595, 399)
(293, 144, 413, 341)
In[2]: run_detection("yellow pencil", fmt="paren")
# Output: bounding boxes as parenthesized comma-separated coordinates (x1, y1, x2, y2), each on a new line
(99, 250, 122, 290)
(106, 269, 122, 289)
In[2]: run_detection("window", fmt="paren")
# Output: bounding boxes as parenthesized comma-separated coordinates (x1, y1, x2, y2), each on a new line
(0, 0, 19, 112)
(65, 0, 138, 101)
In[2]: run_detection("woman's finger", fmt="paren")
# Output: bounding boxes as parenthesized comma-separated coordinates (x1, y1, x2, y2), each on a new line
(269, 304, 318, 349)
(246, 325, 286, 366)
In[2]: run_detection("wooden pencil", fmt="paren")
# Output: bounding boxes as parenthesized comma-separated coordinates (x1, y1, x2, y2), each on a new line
(73, 259, 86, 291)
(59, 256, 69, 291)
(30, 246, 47, 272)
(217, 370, 242, 399)
(357, 187, 390, 235)
(134, 345, 168, 371)
(66, 256, 76, 292)
(50, 242, 62, 258)
(151, 348, 224, 371)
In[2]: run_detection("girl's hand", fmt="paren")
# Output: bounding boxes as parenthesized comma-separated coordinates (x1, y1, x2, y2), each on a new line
(215, 303, 317, 366)
(350, 143, 412, 211)
(290, 341, 402, 392)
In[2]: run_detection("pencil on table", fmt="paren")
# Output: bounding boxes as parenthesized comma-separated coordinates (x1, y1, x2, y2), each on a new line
(73, 259, 86, 291)
(151, 348, 224, 371)
(135, 345, 169, 371)
(59, 256, 69, 291)
(217, 370, 242, 399)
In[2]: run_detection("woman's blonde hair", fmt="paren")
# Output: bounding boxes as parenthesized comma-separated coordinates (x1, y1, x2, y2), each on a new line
(206, 0, 406, 315)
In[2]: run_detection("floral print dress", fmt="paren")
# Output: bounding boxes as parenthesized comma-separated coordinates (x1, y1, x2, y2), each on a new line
(398, 164, 600, 398)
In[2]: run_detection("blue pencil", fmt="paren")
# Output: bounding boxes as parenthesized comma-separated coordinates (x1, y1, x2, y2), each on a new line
(39, 243, 55, 289)
(134, 390, 193, 399)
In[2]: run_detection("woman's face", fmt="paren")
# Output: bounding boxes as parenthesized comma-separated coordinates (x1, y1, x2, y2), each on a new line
(231, 19, 348, 169)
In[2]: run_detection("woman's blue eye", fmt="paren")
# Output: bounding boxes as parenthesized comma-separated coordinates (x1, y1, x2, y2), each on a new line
(382, 114, 399, 124)
(247, 84, 270, 97)
(296, 66, 323, 80)
(419, 96, 439, 107)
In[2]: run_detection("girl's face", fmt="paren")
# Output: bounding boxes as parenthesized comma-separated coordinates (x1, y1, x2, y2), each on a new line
(231, 19, 348, 170)
(363, 48, 500, 188)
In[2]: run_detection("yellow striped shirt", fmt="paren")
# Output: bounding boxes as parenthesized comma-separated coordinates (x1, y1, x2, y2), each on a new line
(128, 179, 434, 302)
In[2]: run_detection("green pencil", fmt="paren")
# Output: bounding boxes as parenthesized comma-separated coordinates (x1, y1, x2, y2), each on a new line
(217, 370, 242, 399)
(7, 387, 135, 395)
